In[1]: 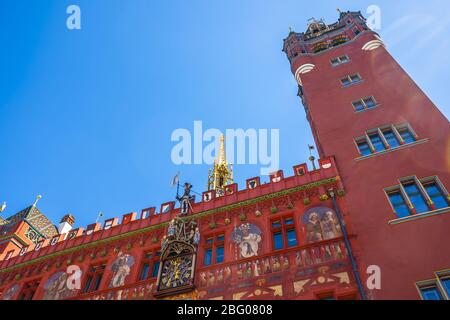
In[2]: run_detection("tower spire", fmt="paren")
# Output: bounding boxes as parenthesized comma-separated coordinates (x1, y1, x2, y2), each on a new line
(218, 134, 226, 165)
(207, 134, 233, 196)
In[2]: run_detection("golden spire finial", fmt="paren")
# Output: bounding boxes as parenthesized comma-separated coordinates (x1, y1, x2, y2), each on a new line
(218, 134, 226, 165)
(207, 134, 233, 195)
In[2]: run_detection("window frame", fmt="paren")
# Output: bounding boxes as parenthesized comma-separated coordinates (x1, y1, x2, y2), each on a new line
(271, 216, 298, 251)
(82, 263, 107, 294)
(138, 249, 161, 281)
(203, 233, 225, 266)
(330, 55, 350, 67)
(340, 73, 362, 87)
(385, 176, 449, 218)
(352, 96, 378, 112)
(354, 123, 419, 157)
(417, 271, 450, 301)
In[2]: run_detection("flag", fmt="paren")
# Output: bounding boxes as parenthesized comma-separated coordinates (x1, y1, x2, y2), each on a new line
(171, 172, 180, 187)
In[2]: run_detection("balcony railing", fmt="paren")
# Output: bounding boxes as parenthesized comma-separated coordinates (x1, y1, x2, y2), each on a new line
(71, 238, 349, 300)
(196, 238, 349, 290)
(74, 279, 157, 300)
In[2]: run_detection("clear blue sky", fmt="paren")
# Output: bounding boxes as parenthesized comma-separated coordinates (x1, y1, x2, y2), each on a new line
(1, 0, 449, 228)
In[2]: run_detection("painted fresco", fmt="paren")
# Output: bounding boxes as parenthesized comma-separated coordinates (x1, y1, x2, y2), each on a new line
(109, 252, 135, 288)
(231, 223, 262, 258)
(302, 207, 342, 243)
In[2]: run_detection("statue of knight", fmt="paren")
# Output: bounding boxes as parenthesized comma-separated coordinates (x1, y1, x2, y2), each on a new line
(176, 182, 195, 215)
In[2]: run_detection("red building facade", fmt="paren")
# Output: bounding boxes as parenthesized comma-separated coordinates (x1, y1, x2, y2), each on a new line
(283, 11, 450, 300)
(0, 10, 449, 301)
(0, 157, 359, 300)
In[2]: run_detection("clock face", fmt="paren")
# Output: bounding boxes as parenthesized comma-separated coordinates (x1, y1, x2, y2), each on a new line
(159, 255, 194, 291)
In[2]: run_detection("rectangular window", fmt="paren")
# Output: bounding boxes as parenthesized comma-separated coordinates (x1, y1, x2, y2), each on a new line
(340, 74, 361, 87)
(357, 141, 372, 156)
(353, 100, 365, 112)
(83, 264, 106, 293)
(403, 182, 429, 214)
(352, 97, 377, 112)
(286, 229, 298, 247)
(203, 234, 225, 266)
(397, 127, 416, 144)
(420, 286, 443, 300)
(139, 251, 160, 281)
(369, 133, 386, 152)
(273, 232, 283, 250)
(355, 123, 420, 157)
(151, 261, 160, 278)
(388, 192, 411, 218)
(382, 129, 400, 148)
(216, 246, 224, 263)
(441, 278, 450, 296)
(331, 55, 349, 67)
(271, 216, 298, 250)
(204, 248, 213, 266)
(423, 182, 449, 210)
(386, 177, 449, 218)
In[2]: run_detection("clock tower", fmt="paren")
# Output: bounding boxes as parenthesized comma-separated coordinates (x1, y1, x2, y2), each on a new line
(154, 186, 201, 298)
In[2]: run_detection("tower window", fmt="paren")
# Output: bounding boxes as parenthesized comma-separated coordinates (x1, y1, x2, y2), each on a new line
(352, 97, 377, 112)
(387, 191, 410, 218)
(331, 55, 350, 67)
(385, 176, 449, 218)
(356, 140, 372, 156)
(420, 286, 443, 300)
(354, 123, 419, 157)
(381, 129, 400, 148)
(139, 250, 161, 281)
(397, 126, 416, 144)
(271, 216, 298, 250)
(422, 181, 450, 210)
(340, 74, 361, 87)
(417, 271, 450, 300)
(203, 234, 225, 266)
(368, 133, 386, 152)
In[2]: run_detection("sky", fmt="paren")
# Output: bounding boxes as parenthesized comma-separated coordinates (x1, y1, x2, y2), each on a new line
(1, 0, 449, 228)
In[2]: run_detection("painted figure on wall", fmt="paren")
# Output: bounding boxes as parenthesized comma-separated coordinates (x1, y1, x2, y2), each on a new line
(1, 284, 19, 300)
(232, 223, 262, 259)
(303, 207, 342, 243)
(43, 271, 77, 300)
(109, 252, 135, 288)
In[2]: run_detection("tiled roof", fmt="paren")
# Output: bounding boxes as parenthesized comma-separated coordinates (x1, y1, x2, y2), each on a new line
(3, 206, 58, 239)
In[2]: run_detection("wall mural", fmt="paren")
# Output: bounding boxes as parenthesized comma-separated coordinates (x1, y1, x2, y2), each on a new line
(43, 271, 77, 300)
(109, 252, 135, 288)
(302, 207, 342, 243)
(231, 223, 262, 259)
(1, 284, 19, 300)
